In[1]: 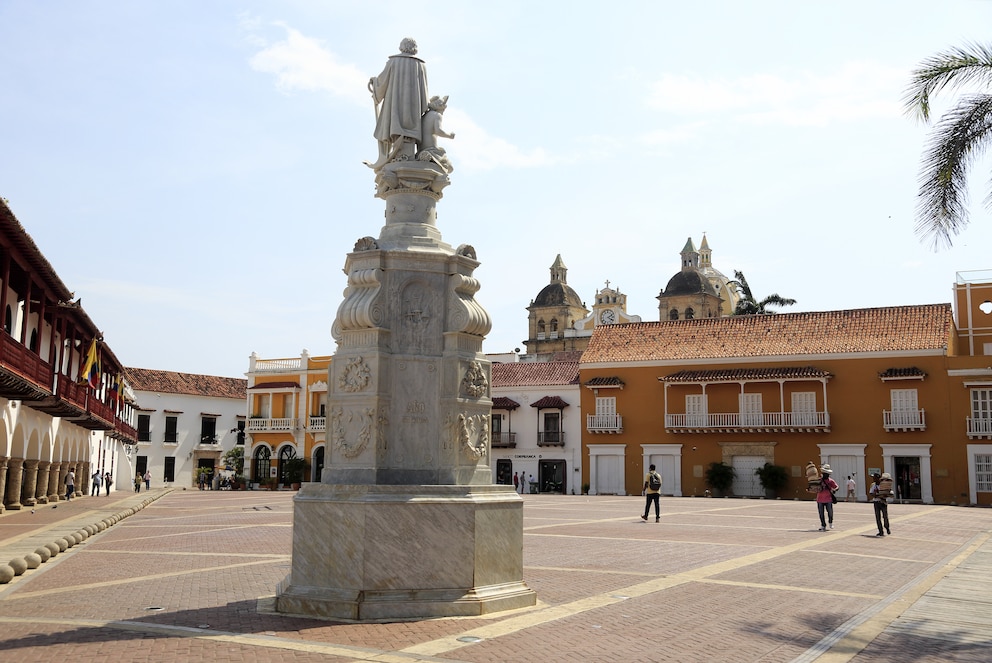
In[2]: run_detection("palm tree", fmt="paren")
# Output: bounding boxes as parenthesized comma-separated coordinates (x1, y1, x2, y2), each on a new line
(904, 42, 992, 249)
(729, 271, 796, 315)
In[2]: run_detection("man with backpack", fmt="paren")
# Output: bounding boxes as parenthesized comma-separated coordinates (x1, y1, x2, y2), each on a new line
(870, 472, 893, 536)
(641, 464, 662, 522)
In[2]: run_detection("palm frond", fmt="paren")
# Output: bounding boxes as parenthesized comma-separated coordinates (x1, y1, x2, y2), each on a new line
(915, 94, 992, 249)
(904, 42, 992, 123)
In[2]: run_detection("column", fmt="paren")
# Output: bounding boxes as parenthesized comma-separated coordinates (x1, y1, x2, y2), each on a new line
(57, 463, 68, 501)
(20, 459, 39, 507)
(79, 461, 89, 496)
(35, 460, 50, 504)
(4, 458, 24, 510)
(0, 457, 8, 514)
(47, 461, 61, 502)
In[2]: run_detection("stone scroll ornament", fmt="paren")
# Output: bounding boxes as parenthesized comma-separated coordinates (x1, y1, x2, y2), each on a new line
(461, 361, 489, 398)
(329, 407, 375, 459)
(455, 413, 489, 461)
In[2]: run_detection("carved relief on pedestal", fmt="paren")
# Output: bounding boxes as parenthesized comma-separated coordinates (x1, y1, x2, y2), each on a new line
(337, 356, 372, 392)
(399, 280, 439, 354)
(461, 361, 489, 399)
(329, 406, 376, 459)
(453, 413, 489, 461)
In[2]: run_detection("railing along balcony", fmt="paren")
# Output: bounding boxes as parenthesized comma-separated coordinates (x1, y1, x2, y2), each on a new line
(883, 409, 926, 431)
(537, 431, 565, 446)
(247, 417, 298, 432)
(308, 416, 326, 430)
(967, 416, 992, 439)
(253, 357, 303, 372)
(587, 413, 623, 434)
(491, 431, 516, 448)
(0, 332, 54, 398)
(665, 411, 830, 432)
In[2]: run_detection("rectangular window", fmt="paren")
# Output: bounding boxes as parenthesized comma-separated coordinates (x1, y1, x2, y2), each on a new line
(164, 457, 176, 483)
(686, 394, 708, 427)
(890, 388, 921, 427)
(542, 411, 561, 444)
(137, 414, 151, 442)
(971, 388, 992, 419)
(739, 393, 762, 426)
(164, 416, 178, 444)
(976, 454, 992, 492)
(491, 413, 503, 435)
(200, 417, 217, 444)
(235, 419, 246, 445)
(792, 392, 817, 425)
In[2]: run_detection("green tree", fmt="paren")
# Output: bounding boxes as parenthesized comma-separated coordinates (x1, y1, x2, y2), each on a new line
(222, 446, 244, 475)
(904, 42, 992, 249)
(729, 271, 796, 315)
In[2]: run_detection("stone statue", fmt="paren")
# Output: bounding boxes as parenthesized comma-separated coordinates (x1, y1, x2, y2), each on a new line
(417, 95, 455, 173)
(366, 38, 429, 171)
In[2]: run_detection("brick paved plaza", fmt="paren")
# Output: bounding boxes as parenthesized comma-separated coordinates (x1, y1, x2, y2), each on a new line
(0, 490, 990, 662)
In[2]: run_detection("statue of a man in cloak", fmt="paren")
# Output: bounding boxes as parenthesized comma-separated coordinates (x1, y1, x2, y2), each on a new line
(366, 38, 429, 171)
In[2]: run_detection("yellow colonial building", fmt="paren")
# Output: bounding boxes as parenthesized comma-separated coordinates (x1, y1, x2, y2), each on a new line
(245, 350, 331, 488)
(579, 271, 992, 505)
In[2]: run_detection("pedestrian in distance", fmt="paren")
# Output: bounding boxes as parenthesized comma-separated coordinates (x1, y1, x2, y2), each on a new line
(845, 475, 856, 502)
(134, 472, 142, 493)
(513, 472, 519, 493)
(104, 472, 112, 496)
(870, 472, 893, 536)
(64, 469, 75, 501)
(91, 470, 102, 496)
(144, 470, 151, 490)
(641, 464, 662, 522)
(815, 464, 839, 531)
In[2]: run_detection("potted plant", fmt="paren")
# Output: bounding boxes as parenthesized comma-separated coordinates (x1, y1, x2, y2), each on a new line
(705, 461, 735, 497)
(282, 457, 309, 490)
(755, 462, 789, 499)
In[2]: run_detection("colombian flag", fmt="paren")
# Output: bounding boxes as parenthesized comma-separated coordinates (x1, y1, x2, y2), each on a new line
(80, 339, 100, 389)
(108, 373, 120, 404)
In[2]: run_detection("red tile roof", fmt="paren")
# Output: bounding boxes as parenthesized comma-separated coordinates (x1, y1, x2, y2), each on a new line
(530, 395, 570, 408)
(878, 367, 927, 380)
(491, 361, 580, 387)
(492, 396, 521, 410)
(661, 366, 832, 383)
(126, 367, 247, 400)
(581, 305, 952, 364)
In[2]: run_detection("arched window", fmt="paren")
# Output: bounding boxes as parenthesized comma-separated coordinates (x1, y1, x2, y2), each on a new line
(537, 319, 546, 333)
(313, 447, 325, 482)
(685, 308, 694, 320)
(669, 308, 679, 320)
(550, 318, 558, 332)
(252, 446, 271, 483)
(278, 445, 297, 485)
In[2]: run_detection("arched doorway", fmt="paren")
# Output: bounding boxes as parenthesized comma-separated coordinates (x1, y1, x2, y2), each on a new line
(278, 445, 297, 487)
(312, 447, 324, 482)
(252, 446, 271, 485)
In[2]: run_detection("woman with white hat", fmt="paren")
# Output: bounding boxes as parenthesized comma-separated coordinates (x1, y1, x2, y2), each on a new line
(815, 464, 839, 531)
(869, 472, 893, 536)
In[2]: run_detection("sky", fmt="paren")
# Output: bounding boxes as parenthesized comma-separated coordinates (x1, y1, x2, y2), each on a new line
(2, 1, 992, 379)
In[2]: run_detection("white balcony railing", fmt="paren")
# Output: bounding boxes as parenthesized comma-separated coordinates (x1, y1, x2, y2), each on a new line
(247, 417, 297, 432)
(587, 414, 623, 433)
(967, 416, 992, 438)
(665, 411, 830, 430)
(252, 357, 303, 373)
(308, 416, 326, 430)
(883, 409, 926, 431)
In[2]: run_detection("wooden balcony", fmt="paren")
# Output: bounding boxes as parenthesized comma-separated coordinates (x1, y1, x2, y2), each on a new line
(665, 411, 831, 433)
(537, 431, 565, 447)
(0, 332, 54, 401)
(491, 432, 516, 448)
(883, 409, 926, 432)
(587, 414, 623, 434)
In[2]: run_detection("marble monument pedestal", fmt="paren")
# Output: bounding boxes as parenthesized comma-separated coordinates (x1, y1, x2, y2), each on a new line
(276, 483, 536, 621)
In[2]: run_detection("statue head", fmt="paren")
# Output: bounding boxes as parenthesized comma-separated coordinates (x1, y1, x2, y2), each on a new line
(428, 95, 449, 112)
(399, 38, 418, 55)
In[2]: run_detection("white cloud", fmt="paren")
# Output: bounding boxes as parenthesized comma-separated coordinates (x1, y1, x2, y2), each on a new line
(248, 23, 368, 105)
(646, 62, 905, 127)
(442, 108, 556, 171)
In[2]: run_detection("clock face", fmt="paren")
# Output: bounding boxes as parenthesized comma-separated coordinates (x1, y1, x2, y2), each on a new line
(600, 309, 616, 324)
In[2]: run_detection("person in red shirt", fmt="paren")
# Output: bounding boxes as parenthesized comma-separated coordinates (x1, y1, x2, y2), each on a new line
(816, 464, 839, 531)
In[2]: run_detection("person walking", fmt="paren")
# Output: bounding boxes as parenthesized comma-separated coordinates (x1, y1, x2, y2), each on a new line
(641, 464, 662, 522)
(815, 464, 839, 531)
(845, 475, 856, 502)
(513, 472, 519, 493)
(869, 472, 893, 536)
(144, 470, 151, 490)
(134, 472, 142, 493)
(64, 469, 75, 501)
(104, 472, 112, 496)
(91, 470, 102, 496)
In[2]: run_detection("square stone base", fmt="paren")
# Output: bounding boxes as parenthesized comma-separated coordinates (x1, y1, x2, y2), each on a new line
(276, 483, 537, 620)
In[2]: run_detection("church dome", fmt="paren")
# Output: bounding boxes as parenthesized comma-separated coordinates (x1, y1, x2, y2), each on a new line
(533, 282, 584, 308)
(663, 270, 716, 297)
